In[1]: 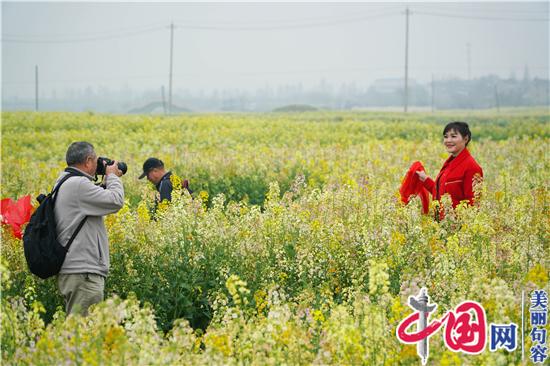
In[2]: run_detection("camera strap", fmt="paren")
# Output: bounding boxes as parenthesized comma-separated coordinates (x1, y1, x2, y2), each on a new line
(64, 166, 90, 178)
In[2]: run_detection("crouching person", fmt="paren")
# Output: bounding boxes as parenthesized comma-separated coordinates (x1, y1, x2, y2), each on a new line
(55, 141, 124, 315)
(139, 157, 192, 207)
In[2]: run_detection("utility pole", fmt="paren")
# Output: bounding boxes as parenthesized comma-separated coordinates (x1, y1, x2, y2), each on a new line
(168, 22, 174, 115)
(161, 85, 167, 115)
(494, 83, 500, 113)
(466, 43, 471, 80)
(403, 7, 410, 113)
(431, 74, 435, 113)
(35, 65, 39, 111)
(466, 43, 472, 109)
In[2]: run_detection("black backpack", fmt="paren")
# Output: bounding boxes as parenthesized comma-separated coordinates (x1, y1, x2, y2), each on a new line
(23, 168, 88, 279)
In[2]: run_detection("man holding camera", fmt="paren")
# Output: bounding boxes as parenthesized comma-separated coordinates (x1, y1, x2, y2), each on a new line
(54, 141, 124, 315)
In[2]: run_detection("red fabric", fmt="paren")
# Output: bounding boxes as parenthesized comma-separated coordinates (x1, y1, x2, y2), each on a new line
(422, 148, 483, 208)
(400, 161, 430, 214)
(1, 195, 33, 239)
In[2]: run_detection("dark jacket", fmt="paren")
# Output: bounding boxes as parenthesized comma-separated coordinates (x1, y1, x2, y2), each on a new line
(156, 171, 174, 202)
(155, 171, 192, 204)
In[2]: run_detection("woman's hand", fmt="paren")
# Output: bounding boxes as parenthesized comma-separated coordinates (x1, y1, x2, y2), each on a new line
(415, 170, 428, 182)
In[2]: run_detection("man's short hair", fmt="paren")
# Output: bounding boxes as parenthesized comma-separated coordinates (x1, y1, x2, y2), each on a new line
(66, 141, 95, 166)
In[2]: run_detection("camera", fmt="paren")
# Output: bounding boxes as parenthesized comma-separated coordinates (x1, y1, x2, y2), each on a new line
(96, 157, 128, 176)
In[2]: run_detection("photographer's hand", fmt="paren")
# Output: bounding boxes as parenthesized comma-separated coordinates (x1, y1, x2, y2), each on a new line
(106, 161, 123, 177)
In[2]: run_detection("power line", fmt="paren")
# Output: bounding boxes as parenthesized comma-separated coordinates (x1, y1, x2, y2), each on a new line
(3, 22, 167, 40)
(170, 5, 404, 26)
(2, 9, 403, 44)
(172, 12, 401, 30)
(5, 8, 546, 45)
(2, 25, 166, 44)
(415, 11, 549, 22)
(416, 4, 548, 15)
(1, 12, 401, 45)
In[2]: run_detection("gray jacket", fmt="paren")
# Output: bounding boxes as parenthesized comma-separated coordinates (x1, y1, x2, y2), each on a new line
(54, 167, 124, 277)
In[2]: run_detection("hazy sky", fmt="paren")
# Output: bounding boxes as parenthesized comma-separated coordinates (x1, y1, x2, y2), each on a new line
(2, 1, 549, 99)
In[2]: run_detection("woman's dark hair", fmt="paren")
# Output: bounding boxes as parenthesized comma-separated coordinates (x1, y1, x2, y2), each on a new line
(443, 121, 471, 146)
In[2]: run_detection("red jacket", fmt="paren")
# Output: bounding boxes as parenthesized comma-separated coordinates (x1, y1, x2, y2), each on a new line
(423, 148, 483, 208)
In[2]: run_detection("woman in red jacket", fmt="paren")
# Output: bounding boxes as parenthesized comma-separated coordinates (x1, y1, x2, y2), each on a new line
(416, 122, 483, 215)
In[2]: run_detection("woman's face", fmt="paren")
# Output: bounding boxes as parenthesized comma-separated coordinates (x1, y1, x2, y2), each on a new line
(443, 129, 468, 156)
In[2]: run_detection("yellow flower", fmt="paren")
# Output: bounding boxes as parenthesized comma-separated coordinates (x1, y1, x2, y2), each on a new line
(313, 309, 325, 323)
(199, 190, 209, 204)
(205, 333, 232, 356)
(526, 263, 549, 288)
(389, 297, 406, 325)
(137, 201, 150, 222)
(169, 173, 183, 191)
(156, 199, 170, 213)
(254, 289, 267, 315)
(103, 325, 125, 353)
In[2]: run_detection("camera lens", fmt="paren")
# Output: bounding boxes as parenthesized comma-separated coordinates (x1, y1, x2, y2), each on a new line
(117, 162, 128, 175)
(95, 157, 126, 176)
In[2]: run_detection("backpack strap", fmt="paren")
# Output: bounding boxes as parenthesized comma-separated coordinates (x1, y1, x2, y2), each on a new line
(53, 167, 89, 252)
(65, 216, 87, 252)
(51, 174, 75, 200)
(51, 167, 88, 201)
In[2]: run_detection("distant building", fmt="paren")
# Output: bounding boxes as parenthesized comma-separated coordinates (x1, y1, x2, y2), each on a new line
(370, 78, 418, 94)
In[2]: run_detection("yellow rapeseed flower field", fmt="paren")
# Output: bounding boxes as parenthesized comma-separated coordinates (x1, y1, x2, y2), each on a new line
(1, 110, 548, 365)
